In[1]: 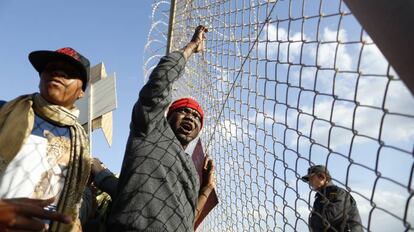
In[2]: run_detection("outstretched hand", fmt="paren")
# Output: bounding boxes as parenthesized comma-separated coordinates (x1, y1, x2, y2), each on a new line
(182, 25, 208, 60)
(0, 197, 71, 231)
(190, 25, 208, 53)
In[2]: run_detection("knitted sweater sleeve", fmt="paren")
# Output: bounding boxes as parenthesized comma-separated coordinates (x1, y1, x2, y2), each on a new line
(130, 51, 187, 136)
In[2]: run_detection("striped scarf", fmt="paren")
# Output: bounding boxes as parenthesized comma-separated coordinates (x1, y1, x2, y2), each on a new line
(0, 93, 91, 232)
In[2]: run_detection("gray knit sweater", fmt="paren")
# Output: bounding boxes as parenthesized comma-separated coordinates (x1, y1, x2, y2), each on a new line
(107, 51, 199, 232)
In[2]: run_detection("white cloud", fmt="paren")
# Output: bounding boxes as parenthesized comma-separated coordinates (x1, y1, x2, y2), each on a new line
(381, 114, 414, 145)
(288, 31, 306, 60)
(317, 28, 352, 70)
(296, 96, 414, 148)
(297, 100, 350, 148)
(300, 67, 318, 87)
(353, 187, 412, 232)
(219, 119, 238, 141)
(248, 26, 411, 150)
(386, 80, 414, 115)
(356, 75, 388, 107)
(205, 25, 414, 231)
(287, 27, 414, 147)
(258, 24, 307, 63)
(360, 43, 389, 75)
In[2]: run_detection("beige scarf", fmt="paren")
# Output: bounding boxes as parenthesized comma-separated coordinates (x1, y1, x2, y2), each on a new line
(0, 94, 91, 232)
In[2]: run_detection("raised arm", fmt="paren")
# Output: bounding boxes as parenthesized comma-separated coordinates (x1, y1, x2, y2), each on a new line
(130, 25, 208, 136)
(182, 25, 208, 60)
(91, 158, 118, 198)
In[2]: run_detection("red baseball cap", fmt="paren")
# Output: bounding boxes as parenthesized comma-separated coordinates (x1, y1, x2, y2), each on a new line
(167, 98, 204, 128)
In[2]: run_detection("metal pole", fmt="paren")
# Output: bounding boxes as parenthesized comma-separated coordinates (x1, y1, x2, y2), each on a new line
(88, 82, 93, 155)
(166, 0, 177, 55)
(344, 0, 414, 95)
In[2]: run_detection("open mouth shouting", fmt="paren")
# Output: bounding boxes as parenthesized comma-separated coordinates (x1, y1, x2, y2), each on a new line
(179, 121, 194, 134)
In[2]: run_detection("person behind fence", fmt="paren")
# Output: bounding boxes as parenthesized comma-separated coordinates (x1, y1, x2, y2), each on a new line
(107, 25, 216, 231)
(301, 165, 363, 232)
(0, 47, 92, 231)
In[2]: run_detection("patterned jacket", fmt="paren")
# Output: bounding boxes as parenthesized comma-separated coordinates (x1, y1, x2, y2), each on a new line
(310, 182, 363, 232)
(108, 51, 199, 231)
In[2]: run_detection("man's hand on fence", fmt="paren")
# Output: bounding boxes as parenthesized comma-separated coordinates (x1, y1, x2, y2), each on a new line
(182, 25, 208, 60)
(195, 156, 216, 222)
(203, 156, 216, 190)
(191, 25, 208, 53)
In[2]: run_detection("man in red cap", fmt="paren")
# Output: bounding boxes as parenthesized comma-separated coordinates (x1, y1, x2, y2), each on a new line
(167, 97, 204, 149)
(108, 26, 215, 231)
(0, 47, 92, 231)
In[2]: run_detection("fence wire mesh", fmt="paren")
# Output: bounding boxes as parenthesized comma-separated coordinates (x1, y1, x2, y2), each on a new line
(144, 0, 414, 231)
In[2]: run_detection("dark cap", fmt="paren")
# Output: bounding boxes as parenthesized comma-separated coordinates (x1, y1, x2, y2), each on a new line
(301, 165, 330, 182)
(29, 47, 90, 91)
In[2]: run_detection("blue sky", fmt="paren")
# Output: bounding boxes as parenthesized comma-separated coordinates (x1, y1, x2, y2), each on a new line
(0, 1, 152, 172)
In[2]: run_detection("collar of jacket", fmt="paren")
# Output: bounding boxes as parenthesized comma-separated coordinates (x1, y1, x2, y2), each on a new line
(315, 181, 336, 198)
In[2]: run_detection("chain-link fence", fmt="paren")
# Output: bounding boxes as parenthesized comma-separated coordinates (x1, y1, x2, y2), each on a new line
(144, 0, 414, 231)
